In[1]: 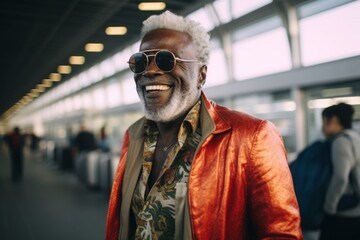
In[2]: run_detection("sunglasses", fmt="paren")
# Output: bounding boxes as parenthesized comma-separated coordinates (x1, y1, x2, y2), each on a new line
(128, 49, 202, 74)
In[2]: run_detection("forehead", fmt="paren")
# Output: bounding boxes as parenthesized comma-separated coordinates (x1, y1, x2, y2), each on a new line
(140, 29, 195, 56)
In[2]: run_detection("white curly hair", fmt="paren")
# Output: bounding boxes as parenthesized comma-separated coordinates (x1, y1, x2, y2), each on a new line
(141, 10, 211, 64)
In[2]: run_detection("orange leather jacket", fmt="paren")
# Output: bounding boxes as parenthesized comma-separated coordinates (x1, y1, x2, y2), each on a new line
(106, 93, 303, 240)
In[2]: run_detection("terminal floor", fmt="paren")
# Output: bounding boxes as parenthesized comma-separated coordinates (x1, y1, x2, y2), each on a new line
(0, 147, 110, 240)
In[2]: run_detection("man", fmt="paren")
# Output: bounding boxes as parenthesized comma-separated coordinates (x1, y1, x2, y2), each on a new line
(5, 127, 25, 182)
(106, 11, 302, 240)
(74, 123, 98, 153)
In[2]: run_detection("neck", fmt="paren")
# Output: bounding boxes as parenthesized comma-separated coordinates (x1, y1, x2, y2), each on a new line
(156, 115, 184, 144)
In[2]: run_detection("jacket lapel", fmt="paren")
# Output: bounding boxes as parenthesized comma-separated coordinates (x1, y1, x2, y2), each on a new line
(182, 93, 231, 239)
(119, 118, 145, 239)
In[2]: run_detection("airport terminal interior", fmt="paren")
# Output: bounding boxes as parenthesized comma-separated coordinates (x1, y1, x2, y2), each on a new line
(1, 0, 359, 239)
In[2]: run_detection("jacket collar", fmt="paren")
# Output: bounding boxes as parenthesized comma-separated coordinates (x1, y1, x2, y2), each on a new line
(199, 91, 231, 136)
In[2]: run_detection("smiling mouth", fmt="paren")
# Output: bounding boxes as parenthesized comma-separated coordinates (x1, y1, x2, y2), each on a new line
(145, 85, 171, 93)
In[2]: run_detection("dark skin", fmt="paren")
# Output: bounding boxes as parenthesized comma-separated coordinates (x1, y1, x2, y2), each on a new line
(135, 29, 207, 190)
(149, 116, 184, 189)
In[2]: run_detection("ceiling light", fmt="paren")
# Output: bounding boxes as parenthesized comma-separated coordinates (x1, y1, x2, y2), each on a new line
(50, 73, 61, 81)
(36, 85, 45, 92)
(23, 96, 31, 103)
(138, 2, 166, 11)
(58, 65, 72, 74)
(105, 26, 127, 35)
(31, 89, 40, 94)
(29, 91, 39, 98)
(85, 43, 104, 52)
(69, 56, 85, 65)
(43, 79, 53, 87)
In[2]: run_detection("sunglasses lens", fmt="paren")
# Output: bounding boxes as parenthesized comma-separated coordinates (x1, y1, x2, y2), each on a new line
(156, 51, 175, 72)
(129, 53, 147, 73)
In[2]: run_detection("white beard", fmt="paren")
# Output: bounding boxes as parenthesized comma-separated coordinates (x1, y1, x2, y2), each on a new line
(137, 74, 199, 123)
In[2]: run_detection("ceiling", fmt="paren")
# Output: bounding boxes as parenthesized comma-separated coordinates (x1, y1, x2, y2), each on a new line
(0, 0, 211, 118)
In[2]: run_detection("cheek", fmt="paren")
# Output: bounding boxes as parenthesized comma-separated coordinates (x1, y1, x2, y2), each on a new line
(183, 68, 199, 89)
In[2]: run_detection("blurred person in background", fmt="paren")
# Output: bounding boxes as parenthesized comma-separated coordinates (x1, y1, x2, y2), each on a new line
(320, 103, 360, 240)
(106, 11, 302, 240)
(74, 123, 98, 153)
(5, 126, 25, 182)
(98, 126, 111, 153)
(28, 130, 40, 153)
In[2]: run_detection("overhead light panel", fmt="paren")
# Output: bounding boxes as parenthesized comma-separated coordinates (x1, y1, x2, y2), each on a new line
(43, 79, 53, 87)
(105, 26, 127, 35)
(50, 73, 61, 81)
(23, 96, 31, 103)
(31, 89, 40, 94)
(85, 43, 104, 52)
(69, 56, 85, 65)
(58, 65, 72, 74)
(138, 2, 166, 11)
(29, 91, 39, 98)
(36, 85, 45, 92)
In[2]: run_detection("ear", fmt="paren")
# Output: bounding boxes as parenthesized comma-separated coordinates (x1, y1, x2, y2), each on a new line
(197, 65, 207, 89)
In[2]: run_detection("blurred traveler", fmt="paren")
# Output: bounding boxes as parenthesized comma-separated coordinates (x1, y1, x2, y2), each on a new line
(98, 126, 111, 152)
(105, 11, 302, 240)
(28, 131, 40, 152)
(66, 126, 75, 149)
(74, 124, 98, 153)
(4, 127, 25, 182)
(320, 103, 360, 240)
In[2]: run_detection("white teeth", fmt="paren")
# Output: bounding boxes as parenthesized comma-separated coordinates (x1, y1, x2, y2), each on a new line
(145, 85, 170, 91)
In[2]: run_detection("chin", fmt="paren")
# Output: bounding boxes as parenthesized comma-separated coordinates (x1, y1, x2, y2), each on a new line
(137, 85, 199, 123)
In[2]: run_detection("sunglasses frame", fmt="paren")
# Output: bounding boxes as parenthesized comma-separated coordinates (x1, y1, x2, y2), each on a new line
(128, 49, 202, 74)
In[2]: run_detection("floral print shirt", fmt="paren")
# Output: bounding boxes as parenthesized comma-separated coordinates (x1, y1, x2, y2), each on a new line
(131, 100, 202, 240)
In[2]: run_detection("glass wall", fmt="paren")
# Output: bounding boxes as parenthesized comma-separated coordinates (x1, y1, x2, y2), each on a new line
(304, 79, 360, 144)
(232, 90, 296, 153)
(299, 0, 360, 66)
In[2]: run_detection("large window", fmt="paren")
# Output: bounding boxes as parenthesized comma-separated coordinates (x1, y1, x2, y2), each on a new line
(233, 91, 296, 153)
(300, 1, 360, 66)
(231, 0, 271, 19)
(205, 38, 229, 87)
(122, 73, 140, 104)
(233, 27, 292, 80)
(106, 81, 121, 107)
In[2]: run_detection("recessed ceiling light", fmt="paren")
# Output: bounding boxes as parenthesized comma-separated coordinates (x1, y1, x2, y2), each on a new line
(138, 2, 166, 11)
(58, 65, 72, 74)
(36, 85, 45, 92)
(29, 91, 39, 98)
(49, 73, 61, 81)
(69, 56, 85, 65)
(31, 89, 40, 93)
(43, 79, 53, 87)
(105, 26, 127, 35)
(85, 43, 104, 52)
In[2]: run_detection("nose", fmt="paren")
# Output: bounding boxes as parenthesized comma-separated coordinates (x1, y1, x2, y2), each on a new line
(143, 57, 162, 76)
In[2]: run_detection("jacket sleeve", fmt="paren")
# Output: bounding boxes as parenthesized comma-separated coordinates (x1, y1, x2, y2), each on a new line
(246, 120, 303, 240)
